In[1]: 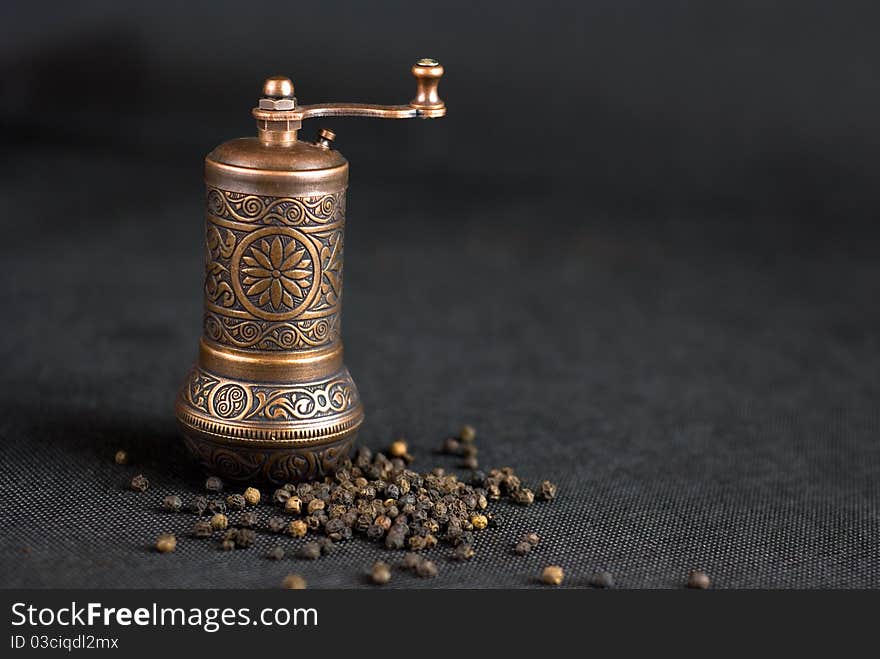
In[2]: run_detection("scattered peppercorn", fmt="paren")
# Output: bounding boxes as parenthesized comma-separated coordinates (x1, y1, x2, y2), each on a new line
(239, 511, 258, 528)
(267, 546, 286, 560)
(162, 495, 182, 512)
(243, 487, 260, 506)
(471, 514, 488, 530)
(285, 496, 303, 515)
(512, 488, 535, 506)
(687, 570, 711, 589)
(207, 498, 226, 515)
(459, 425, 476, 442)
(234, 528, 256, 548)
(282, 574, 307, 589)
(452, 544, 475, 561)
(192, 520, 212, 537)
(205, 476, 223, 492)
(462, 456, 479, 470)
(210, 513, 228, 531)
(441, 437, 461, 454)
(220, 539, 235, 551)
(307, 498, 325, 515)
(155, 533, 177, 553)
(267, 516, 287, 533)
(514, 541, 532, 556)
(541, 565, 564, 586)
(297, 542, 321, 560)
(288, 519, 308, 538)
(191, 496, 208, 515)
(114, 450, 129, 465)
(589, 571, 614, 589)
(130, 474, 149, 492)
(226, 494, 246, 510)
(537, 480, 557, 501)
(416, 559, 438, 578)
(274, 488, 291, 505)
(371, 561, 392, 585)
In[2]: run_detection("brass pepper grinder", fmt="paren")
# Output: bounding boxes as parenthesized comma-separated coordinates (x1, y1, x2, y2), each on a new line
(175, 59, 446, 483)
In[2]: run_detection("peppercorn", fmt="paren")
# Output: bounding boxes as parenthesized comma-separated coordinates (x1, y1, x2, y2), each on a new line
(407, 535, 426, 551)
(155, 533, 176, 553)
(486, 483, 501, 500)
(522, 532, 540, 547)
(114, 450, 129, 465)
(267, 516, 287, 533)
(452, 544, 475, 561)
(267, 546, 285, 560)
(234, 528, 256, 548)
(385, 528, 406, 550)
(537, 480, 558, 501)
(471, 514, 488, 530)
(371, 561, 392, 585)
(316, 537, 336, 555)
(589, 571, 614, 589)
(307, 498, 325, 515)
(205, 476, 223, 492)
(129, 474, 149, 492)
(512, 488, 535, 506)
(297, 542, 321, 560)
(238, 510, 258, 528)
(514, 541, 532, 556)
(285, 496, 303, 515)
(441, 437, 461, 454)
(220, 539, 235, 551)
(226, 494, 246, 510)
(210, 513, 228, 531)
(416, 560, 438, 578)
(687, 570, 711, 589)
(459, 425, 476, 442)
(288, 519, 308, 538)
(192, 520, 212, 538)
(273, 488, 291, 505)
(162, 495, 182, 512)
(461, 444, 478, 458)
(461, 456, 479, 470)
(541, 566, 564, 586)
(242, 486, 260, 506)
(401, 552, 422, 571)
(389, 439, 408, 458)
(189, 496, 206, 515)
(366, 524, 385, 541)
(207, 498, 226, 515)
(305, 515, 323, 531)
(282, 574, 307, 590)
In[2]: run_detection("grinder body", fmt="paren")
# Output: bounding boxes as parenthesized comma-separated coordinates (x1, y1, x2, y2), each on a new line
(175, 61, 445, 483)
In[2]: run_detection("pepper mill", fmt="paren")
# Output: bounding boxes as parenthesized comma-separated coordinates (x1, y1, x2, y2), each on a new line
(175, 59, 446, 483)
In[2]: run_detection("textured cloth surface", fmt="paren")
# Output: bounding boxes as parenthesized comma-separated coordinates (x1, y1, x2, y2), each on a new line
(1, 150, 879, 589)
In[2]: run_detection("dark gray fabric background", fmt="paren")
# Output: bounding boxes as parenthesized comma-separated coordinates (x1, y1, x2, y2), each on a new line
(1, 1, 879, 588)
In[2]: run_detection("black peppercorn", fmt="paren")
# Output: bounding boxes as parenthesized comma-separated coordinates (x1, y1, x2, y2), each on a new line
(205, 476, 223, 492)
(537, 480, 558, 501)
(687, 570, 711, 589)
(192, 520, 213, 538)
(297, 542, 321, 560)
(207, 498, 226, 515)
(191, 496, 208, 515)
(589, 571, 614, 589)
(226, 494, 246, 510)
(267, 546, 285, 560)
(416, 560, 438, 578)
(162, 495, 182, 512)
(514, 541, 532, 556)
(452, 544, 475, 561)
(114, 450, 129, 465)
(130, 474, 149, 492)
(267, 516, 287, 533)
(274, 488, 291, 505)
(238, 511, 258, 528)
(371, 561, 392, 585)
(234, 528, 256, 548)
